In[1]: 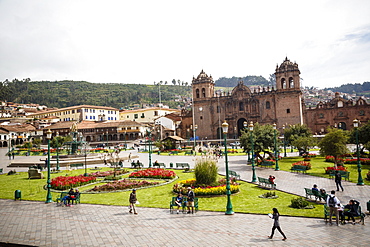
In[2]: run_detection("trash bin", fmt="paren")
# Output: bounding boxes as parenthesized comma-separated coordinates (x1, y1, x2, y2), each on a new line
(367, 200, 370, 213)
(157, 151, 160, 155)
(14, 190, 21, 200)
(170, 162, 173, 168)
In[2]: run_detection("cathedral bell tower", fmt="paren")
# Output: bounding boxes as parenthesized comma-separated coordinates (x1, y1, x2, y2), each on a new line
(192, 70, 215, 102)
(275, 57, 300, 91)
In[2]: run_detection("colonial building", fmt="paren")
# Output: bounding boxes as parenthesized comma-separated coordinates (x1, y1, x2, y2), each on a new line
(190, 58, 304, 139)
(119, 107, 179, 123)
(305, 92, 370, 134)
(29, 105, 119, 122)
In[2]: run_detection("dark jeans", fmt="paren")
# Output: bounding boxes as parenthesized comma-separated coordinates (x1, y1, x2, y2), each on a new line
(343, 211, 355, 222)
(270, 226, 286, 238)
(335, 181, 343, 191)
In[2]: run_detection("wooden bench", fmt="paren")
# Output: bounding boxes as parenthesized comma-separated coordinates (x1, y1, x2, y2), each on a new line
(169, 196, 199, 213)
(131, 162, 143, 169)
(259, 161, 274, 168)
(176, 163, 190, 169)
(56, 192, 81, 206)
(169, 151, 179, 155)
(28, 169, 44, 179)
(324, 204, 365, 225)
(228, 170, 240, 180)
(328, 170, 350, 181)
(70, 163, 84, 168)
(291, 165, 309, 173)
(153, 162, 166, 168)
(304, 188, 327, 201)
(257, 177, 276, 189)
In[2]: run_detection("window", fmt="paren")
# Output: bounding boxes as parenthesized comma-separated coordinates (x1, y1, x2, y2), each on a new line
(72, 110, 75, 113)
(319, 113, 324, 118)
(286, 109, 290, 114)
(134, 114, 138, 119)
(154, 111, 158, 116)
(289, 77, 294, 88)
(266, 101, 270, 109)
(202, 88, 206, 97)
(359, 110, 365, 116)
(338, 111, 343, 117)
(200, 116, 203, 120)
(127, 115, 129, 118)
(337, 101, 343, 107)
(196, 89, 200, 98)
(217, 106, 221, 113)
(281, 78, 286, 89)
(239, 102, 244, 111)
(141, 113, 145, 118)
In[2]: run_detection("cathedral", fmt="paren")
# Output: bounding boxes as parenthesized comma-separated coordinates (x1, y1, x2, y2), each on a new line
(191, 57, 305, 139)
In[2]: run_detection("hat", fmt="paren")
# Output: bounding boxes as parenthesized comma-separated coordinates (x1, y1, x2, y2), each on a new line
(187, 187, 191, 190)
(132, 189, 136, 191)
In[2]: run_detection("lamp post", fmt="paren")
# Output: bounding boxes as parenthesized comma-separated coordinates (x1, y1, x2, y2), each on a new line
(45, 129, 53, 203)
(222, 121, 234, 215)
(193, 124, 198, 150)
(55, 132, 60, 171)
(243, 121, 250, 162)
(353, 119, 364, 185)
(83, 143, 88, 176)
(187, 128, 190, 146)
(147, 129, 152, 168)
(282, 125, 287, 157)
(249, 121, 257, 182)
(273, 123, 280, 171)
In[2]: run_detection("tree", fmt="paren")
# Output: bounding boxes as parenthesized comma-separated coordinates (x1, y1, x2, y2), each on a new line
(32, 138, 42, 148)
(172, 79, 176, 85)
(318, 128, 349, 165)
(291, 136, 316, 154)
(284, 124, 312, 149)
(349, 120, 370, 154)
(240, 123, 278, 161)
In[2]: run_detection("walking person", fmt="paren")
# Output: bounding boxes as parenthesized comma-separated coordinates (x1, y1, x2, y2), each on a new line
(186, 187, 195, 214)
(334, 171, 344, 191)
(326, 190, 340, 226)
(129, 189, 138, 214)
(268, 208, 287, 241)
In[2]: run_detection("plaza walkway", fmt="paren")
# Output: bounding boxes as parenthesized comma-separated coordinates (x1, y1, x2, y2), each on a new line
(1, 147, 369, 246)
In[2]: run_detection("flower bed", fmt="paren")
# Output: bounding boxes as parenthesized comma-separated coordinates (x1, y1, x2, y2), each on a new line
(129, 168, 176, 179)
(172, 178, 240, 196)
(292, 161, 311, 169)
(344, 158, 370, 165)
(90, 179, 159, 192)
(324, 166, 348, 174)
(51, 175, 96, 190)
(90, 170, 129, 177)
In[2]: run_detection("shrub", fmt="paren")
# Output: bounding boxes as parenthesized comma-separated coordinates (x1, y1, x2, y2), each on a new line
(290, 197, 309, 209)
(129, 168, 176, 179)
(292, 161, 311, 169)
(194, 157, 218, 185)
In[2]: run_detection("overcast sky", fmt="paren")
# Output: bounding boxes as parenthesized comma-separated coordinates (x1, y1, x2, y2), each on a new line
(1, 0, 369, 89)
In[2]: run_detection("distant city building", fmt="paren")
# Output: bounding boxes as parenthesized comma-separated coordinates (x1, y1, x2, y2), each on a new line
(119, 107, 179, 123)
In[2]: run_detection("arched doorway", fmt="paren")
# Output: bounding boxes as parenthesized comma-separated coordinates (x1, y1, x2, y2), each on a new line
(237, 118, 248, 136)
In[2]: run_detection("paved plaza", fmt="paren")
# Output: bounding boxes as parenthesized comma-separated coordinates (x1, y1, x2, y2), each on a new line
(1, 147, 369, 246)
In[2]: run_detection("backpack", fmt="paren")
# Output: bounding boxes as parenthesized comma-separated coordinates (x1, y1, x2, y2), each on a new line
(328, 196, 335, 207)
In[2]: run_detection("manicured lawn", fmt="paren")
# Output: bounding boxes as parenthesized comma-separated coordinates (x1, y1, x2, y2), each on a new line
(276, 156, 370, 186)
(0, 168, 323, 218)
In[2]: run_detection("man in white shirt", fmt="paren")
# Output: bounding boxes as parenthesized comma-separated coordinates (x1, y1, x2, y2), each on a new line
(326, 190, 340, 226)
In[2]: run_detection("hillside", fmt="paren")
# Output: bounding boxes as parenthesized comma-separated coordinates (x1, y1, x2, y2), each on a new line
(0, 79, 191, 109)
(325, 81, 370, 96)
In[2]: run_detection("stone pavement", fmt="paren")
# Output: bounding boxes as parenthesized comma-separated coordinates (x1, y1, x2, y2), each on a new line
(0, 199, 369, 247)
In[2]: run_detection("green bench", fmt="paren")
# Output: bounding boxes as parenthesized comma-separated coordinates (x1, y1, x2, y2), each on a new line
(70, 163, 84, 168)
(176, 163, 190, 169)
(169, 151, 179, 155)
(259, 161, 274, 168)
(328, 170, 350, 181)
(185, 151, 193, 155)
(228, 170, 240, 180)
(257, 177, 276, 189)
(291, 165, 309, 173)
(324, 204, 365, 225)
(56, 192, 81, 206)
(153, 162, 166, 168)
(304, 188, 327, 201)
(169, 196, 198, 214)
(131, 162, 143, 169)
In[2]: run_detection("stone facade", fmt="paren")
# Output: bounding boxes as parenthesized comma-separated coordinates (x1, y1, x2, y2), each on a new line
(305, 93, 370, 134)
(191, 58, 305, 139)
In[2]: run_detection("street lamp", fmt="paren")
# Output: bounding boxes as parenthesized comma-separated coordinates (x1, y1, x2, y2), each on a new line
(273, 123, 279, 171)
(193, 124, 198, 150)
(243, 121, 250, 162)
(282, 125, 287, 157)
(147, 129, 152, 168)
(353, 119, 364, 185)
(45, 129, 53, 203)
(106, 131, 108, 149)
(222, 121, 234, 215)
(55, 132, 60, 171)
(249, 121, 257, 182)
(187, 128, 190, 146)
